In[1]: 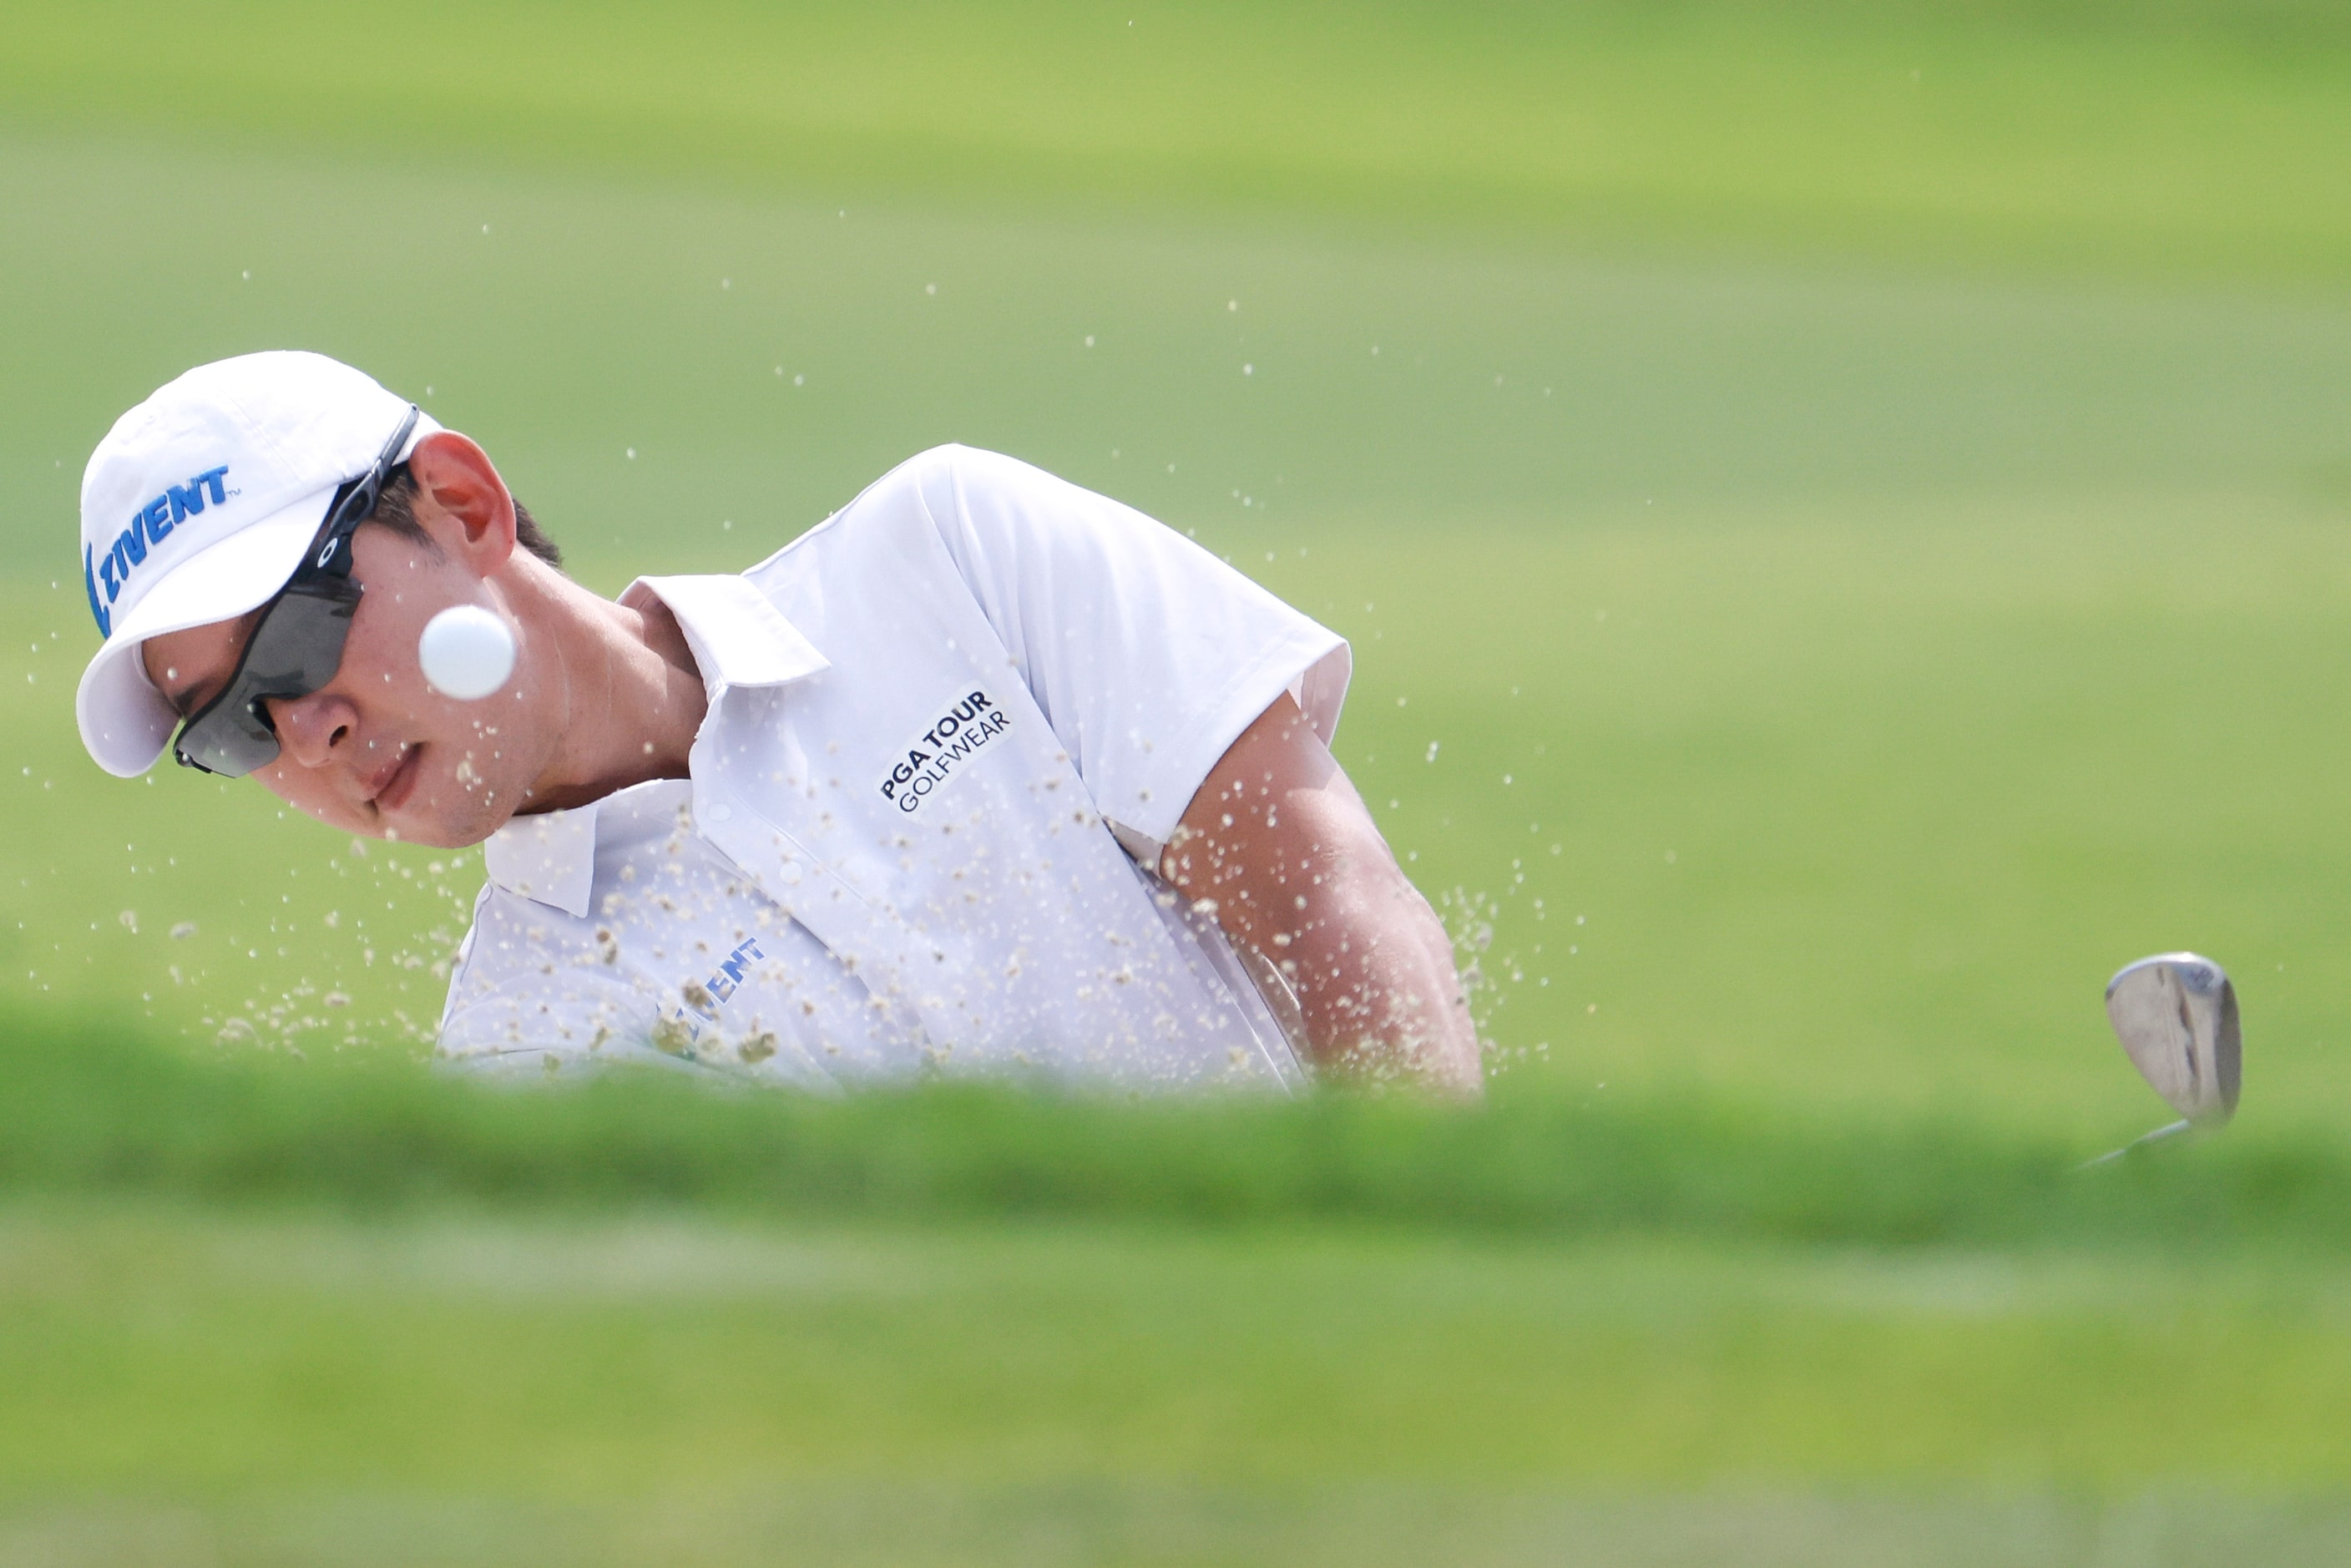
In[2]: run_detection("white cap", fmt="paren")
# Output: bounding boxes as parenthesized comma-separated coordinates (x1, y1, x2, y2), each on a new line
(73, 352, 442, 776)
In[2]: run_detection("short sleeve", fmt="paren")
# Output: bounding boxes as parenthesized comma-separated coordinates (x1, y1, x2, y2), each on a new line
(914, 446, 1349, 854)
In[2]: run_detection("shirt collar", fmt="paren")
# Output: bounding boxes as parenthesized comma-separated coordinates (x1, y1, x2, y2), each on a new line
(483, 799, 604, 918)
(481, 575, 828, 917)
(625, 574, 830, 695)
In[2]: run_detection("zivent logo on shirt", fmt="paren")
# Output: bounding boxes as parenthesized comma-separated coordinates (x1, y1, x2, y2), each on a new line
(877, 689, 1011, 813)
(654, 936, 768, 1057)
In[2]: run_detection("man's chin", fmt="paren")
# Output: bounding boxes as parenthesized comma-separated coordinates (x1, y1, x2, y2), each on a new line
(385, 782, 523, 849)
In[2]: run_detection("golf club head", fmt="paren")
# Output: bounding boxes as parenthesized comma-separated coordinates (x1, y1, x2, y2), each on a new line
(2104, 953, 2240, 1129)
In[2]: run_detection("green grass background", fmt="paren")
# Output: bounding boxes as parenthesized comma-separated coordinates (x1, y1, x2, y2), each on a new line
(5, 0, 2351, 1558)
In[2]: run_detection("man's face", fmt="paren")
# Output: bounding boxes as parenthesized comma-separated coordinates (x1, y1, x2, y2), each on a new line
(141, 520, 548, 848)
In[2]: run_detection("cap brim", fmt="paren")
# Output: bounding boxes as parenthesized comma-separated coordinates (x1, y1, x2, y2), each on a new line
(75, 486, 335, 776)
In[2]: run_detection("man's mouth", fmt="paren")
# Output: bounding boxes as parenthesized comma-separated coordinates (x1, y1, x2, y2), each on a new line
(368, 744, 424, 814)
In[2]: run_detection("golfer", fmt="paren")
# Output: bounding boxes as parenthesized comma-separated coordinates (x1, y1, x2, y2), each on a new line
(74, 352, 1480, 1094)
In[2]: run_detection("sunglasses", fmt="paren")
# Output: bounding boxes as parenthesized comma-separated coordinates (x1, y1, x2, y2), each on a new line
(171, 406, 420, 776)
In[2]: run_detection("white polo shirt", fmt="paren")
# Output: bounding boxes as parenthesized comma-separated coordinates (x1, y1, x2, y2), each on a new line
(436, 444, 1351, 1091)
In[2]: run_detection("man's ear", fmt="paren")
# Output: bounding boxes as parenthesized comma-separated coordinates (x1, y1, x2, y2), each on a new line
(404, 432, 518, 572)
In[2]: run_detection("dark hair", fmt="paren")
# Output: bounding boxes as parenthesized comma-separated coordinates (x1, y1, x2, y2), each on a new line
(368, 467, 564, 569)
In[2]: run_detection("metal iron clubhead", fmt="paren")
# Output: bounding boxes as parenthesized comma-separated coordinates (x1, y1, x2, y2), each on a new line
(2104, 952, 2240, 1129)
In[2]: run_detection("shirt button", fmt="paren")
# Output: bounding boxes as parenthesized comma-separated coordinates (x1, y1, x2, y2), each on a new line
(706, 802, 733, 822)
(778, 859, 804, 886)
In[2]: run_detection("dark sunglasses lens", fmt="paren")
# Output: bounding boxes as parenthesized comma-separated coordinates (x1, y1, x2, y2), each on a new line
(242, 588, 357, 692)
(177, 703, 281, 776)
(171, 585, 359, 778)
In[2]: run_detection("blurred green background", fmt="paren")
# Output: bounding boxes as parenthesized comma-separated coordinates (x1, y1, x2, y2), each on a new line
(4, 1, 2351, 1560)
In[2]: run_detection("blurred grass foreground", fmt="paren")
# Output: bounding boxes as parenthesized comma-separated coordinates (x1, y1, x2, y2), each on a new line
(13, 1017, 2351, 1565)
(3, 1009, 2345, 1251)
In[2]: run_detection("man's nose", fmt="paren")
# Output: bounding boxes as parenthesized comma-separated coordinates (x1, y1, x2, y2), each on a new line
(268, 690, 359, 768)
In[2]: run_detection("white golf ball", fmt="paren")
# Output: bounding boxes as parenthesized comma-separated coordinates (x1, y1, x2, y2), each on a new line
(418, 604, 517, 701)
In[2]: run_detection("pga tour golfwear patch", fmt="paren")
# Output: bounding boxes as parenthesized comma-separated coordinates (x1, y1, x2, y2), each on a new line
(441, 444, 1347, 1090)
(878, 690, 1012, 812)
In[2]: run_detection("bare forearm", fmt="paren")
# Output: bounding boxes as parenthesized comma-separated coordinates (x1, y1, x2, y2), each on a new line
(1267, 825, 1482, 1092)
(1163, 694, 1483, 1095)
